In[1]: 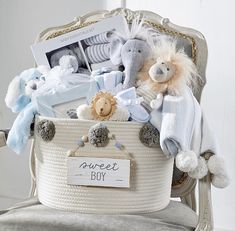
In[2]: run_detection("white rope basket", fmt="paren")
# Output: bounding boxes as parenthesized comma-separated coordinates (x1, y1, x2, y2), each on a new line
(35, 116, 174, 214)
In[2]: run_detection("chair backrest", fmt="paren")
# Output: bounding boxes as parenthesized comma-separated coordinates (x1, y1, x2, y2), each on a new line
(35, 8, 208, 204)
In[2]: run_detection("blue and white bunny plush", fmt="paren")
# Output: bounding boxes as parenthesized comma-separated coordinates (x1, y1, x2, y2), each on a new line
(6, 56, 89, 154)
(5, 66, 48, 113)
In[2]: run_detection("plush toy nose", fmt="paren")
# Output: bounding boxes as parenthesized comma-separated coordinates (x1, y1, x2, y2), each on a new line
(118, 65, 125, 72)
(156, 68, 163, 75)
(99, 108, 104, 115)
(30, 83, 37, 90)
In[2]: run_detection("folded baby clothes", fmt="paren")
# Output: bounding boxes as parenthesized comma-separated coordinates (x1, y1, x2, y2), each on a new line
(91, 60, 119, 71)
(87, 69, 124, 103)
(83, 32, 112, 45)
(85, 44, 110, 64)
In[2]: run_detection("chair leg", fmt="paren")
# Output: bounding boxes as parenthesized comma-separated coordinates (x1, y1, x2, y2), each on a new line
(29, 177, 37, 197)
(180, 187, 196, 212)
(195, 173, 213, 231)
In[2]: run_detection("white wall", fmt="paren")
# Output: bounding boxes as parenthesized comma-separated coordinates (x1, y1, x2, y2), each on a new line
(0, 0, 106, 209)
(124, 1, 234, 230)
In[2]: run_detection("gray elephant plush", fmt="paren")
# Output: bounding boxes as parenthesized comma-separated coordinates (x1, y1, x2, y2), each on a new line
(110, 17, 152, 89)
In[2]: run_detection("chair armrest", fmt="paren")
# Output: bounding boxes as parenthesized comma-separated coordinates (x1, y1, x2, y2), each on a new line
(0, 130, 8, 147)
(195, 153, 213, 231)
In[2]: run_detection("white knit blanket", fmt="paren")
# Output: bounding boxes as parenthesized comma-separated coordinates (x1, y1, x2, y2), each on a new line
(150, 87, 217, 157)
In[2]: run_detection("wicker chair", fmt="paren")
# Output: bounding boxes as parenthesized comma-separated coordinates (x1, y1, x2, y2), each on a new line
(0, 8, 213, 231)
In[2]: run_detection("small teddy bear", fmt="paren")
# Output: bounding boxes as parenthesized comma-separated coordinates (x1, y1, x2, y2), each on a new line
(5, 66, 48, 113)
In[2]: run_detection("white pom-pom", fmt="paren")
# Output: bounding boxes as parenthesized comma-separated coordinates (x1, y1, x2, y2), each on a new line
(59, 55, 78, 73)
(212, 174, 230, 188)
(207, 155, 230, 188)
(76, 104, 92, 120)
(188, 156, 208, 179)
(207, 155, 226, 175)
(176, 150, 198, 172)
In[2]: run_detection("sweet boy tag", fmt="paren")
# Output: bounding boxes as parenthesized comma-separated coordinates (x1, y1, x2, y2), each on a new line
(67, 157, 130, 188)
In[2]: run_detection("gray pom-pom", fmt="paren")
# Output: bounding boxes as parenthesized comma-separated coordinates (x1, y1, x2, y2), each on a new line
(139, 123, 160, 147)
(88, 123, 109, 147)
(36, 120, 56, 142)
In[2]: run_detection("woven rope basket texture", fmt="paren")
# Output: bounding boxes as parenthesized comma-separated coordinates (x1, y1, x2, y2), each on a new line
(35, 116, 174, 214)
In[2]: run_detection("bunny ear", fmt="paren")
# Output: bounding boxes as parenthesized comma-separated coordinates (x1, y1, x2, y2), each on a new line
(11, 95, 31, 113)
(110, 35, 125, 65)
(5, 75, 22, 111)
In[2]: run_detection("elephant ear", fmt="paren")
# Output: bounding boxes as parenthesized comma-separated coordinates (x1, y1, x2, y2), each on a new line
(110, 35, 125, 65)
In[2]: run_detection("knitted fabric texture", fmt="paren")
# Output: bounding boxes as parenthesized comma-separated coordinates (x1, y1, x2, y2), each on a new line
(88, 123, 110, 147)
(139, 122, 160, 147)
(83, 32, 111, 45)
(36, 119, 56, 142)
(85, 44, 110, 64)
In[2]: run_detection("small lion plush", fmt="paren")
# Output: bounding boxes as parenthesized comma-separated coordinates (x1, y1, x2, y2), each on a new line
(147, 40, 198, 109)
(76, 92, 130, 121)
(145, 41, 201, 173)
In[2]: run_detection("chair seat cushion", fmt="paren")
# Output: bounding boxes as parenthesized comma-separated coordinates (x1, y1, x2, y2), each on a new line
(0, 197, 198, 231)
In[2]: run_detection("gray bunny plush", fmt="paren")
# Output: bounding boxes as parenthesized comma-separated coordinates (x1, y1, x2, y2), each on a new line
(110, 16, 152, 89)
